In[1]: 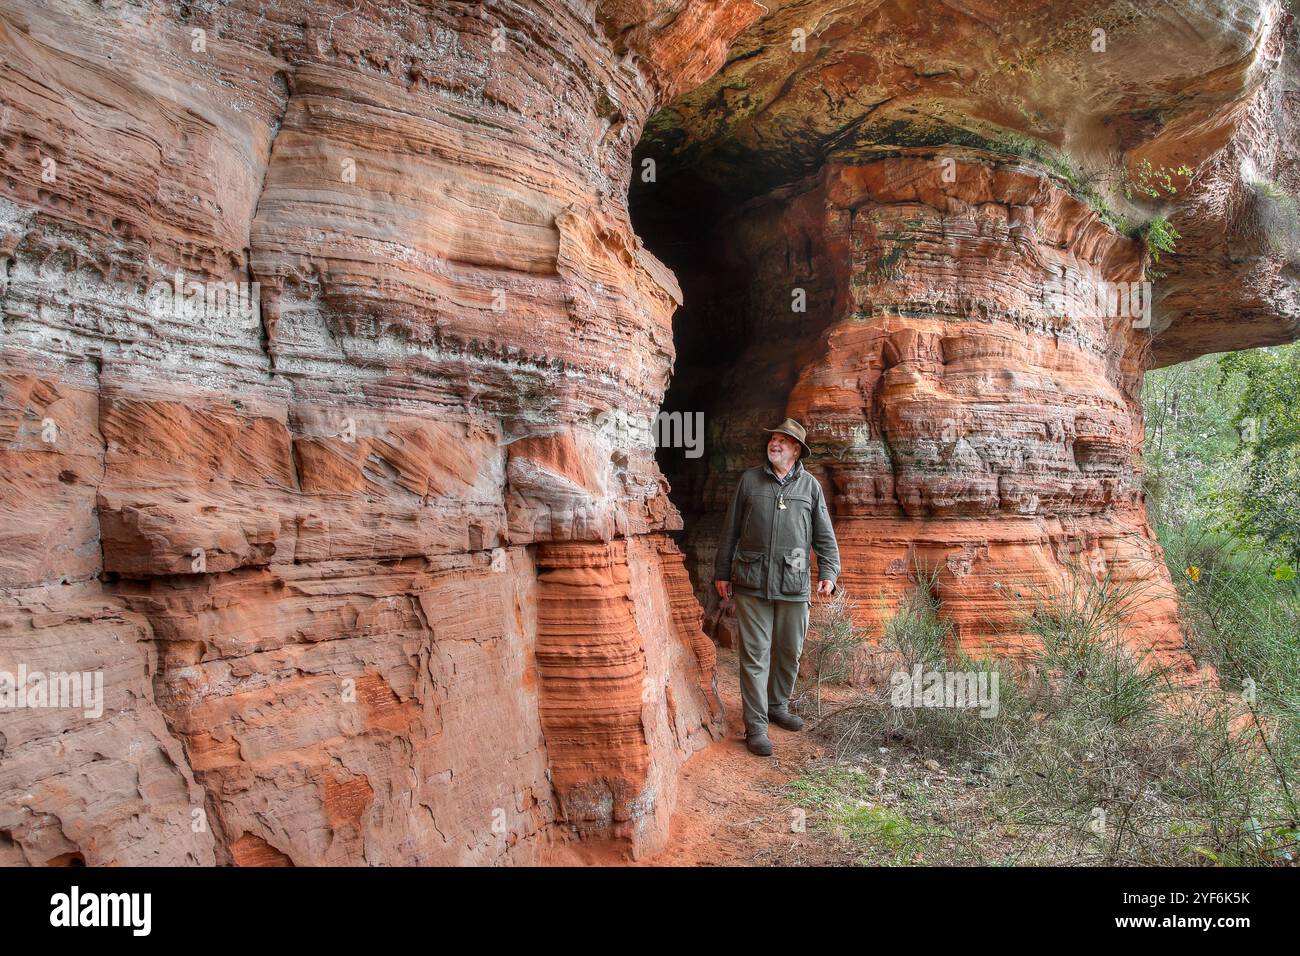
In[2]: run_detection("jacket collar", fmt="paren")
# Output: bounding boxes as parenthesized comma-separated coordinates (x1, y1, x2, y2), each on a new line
(763, 457, 803, 484)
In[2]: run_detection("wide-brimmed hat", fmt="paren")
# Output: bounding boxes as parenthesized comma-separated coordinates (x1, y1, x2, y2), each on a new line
(763, 418, 810, 459)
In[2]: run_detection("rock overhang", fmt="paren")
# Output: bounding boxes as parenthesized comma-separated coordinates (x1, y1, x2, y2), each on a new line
(632, 0, 1300, 365)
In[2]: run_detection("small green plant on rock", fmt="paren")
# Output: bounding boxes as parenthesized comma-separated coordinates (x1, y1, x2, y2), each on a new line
(1124, 159, 1193, 201)
(1142, 216, 1181, 278)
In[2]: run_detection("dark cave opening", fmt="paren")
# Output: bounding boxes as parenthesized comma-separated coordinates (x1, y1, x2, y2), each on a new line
(628, 140, 843, 611)
(634, 194, 741, 496)
(629, 160, 750, 606)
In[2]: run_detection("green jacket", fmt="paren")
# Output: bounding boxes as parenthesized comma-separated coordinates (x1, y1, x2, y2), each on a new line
(713, 459, 841, 602)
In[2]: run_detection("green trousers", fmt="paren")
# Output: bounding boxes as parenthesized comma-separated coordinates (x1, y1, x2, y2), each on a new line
(733, 593, 810, 736)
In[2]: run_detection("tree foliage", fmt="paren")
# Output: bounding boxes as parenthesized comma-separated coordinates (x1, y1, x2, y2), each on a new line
(1143, 342, 1298, 572)
(1216, 343, 1300, 567)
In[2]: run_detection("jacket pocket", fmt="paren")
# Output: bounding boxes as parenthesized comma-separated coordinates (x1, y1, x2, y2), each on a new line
(733, 550, 766, 590)
(780, 548, 810, 595)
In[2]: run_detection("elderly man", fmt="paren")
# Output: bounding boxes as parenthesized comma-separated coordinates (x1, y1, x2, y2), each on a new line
(713, 418, 841, 757)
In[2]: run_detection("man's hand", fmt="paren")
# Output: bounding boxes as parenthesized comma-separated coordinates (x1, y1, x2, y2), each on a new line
(816, 579, 835, 596)
(715, 580, 733, 601)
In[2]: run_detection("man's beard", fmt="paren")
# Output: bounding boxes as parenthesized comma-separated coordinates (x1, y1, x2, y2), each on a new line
(768, 447, 794, 469)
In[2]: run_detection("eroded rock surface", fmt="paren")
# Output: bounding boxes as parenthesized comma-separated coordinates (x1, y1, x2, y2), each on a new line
(0, 0, 1296, 866)
(0, 0, 755, 865)
(639, 0, 1299, 363)
(640, 0, 1297, 678)
(671, 157, 1195, 669)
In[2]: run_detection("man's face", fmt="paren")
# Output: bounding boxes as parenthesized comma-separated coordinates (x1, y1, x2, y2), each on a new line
(767, 432, 799, 469)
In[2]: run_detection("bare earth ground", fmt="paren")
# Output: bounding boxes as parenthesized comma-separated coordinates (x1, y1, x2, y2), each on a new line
(639, 648, 1029, 867)
(539, 646, 859, 866)
(545, 647, 1013, 867)
(639, 647, 863, 867)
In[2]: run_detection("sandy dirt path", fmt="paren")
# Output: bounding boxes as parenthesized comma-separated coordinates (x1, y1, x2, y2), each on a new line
(638, 647, 859, 866)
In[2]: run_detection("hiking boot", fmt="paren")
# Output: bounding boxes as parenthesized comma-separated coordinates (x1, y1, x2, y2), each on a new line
(768, 709, 804, 732)
(745, 733, 774, 757)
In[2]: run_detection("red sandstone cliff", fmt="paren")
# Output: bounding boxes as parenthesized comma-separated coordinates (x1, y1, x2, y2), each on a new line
(0, 0, 759, 866)
(0, 0, 1296, 865)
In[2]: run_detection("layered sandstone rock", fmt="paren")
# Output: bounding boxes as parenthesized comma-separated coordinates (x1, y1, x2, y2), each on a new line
(671, 156, 1195, 669)
(638, 0, 1300, 364)
(0, 0, 758, 865)
(1, 0, 1297, 867)
(640, 0, 1297, 678)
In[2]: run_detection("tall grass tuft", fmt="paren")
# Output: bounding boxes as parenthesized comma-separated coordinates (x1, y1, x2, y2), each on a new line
(794, 587, 869, 716)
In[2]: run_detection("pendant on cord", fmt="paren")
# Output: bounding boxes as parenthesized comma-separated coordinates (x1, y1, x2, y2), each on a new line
(778, 493, 787, 510)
